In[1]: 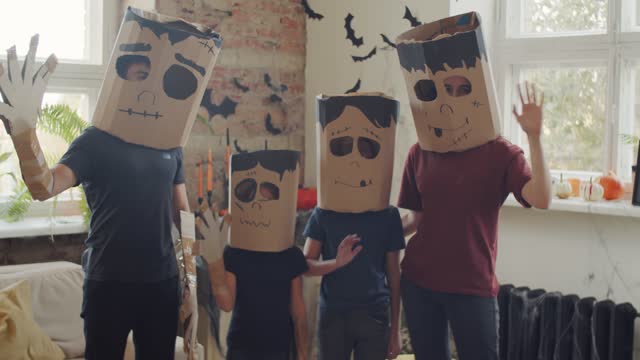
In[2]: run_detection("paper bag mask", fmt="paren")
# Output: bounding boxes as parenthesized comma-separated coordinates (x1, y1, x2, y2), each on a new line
(316, 93, 399, 213)
(229, 150, 300, 252)
(93, 7, 222, 149)
(396, 12, 500, 153)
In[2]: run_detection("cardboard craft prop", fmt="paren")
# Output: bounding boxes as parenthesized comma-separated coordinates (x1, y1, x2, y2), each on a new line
(93, 7, 222, 150)
(0, 35, 57, 200)
(316, 93, 399, 213)
(229, 150, 300, 252)
(195, 206, 229, 292)
(396, 12, 500, 153)
(178, 211, 199, 360)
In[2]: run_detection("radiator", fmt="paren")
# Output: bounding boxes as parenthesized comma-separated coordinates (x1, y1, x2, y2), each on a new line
(498, 284, 638, 360)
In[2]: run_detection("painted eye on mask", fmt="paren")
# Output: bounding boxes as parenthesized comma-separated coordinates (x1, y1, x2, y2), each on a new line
(414, 80, 438, 102)
(330, 136, 354, 157)
(116, 55, 151, 81)
(235, 178, 257, 203)
(259, 182, 280, 201)
(163, 65, 198, 100)
(444, 76, 472, 97)
(357, 137, 381, 159)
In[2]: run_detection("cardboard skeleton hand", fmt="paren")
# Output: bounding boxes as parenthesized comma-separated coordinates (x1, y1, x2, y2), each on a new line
(0, 34, 57, 135)
(196, 205, 230, 265)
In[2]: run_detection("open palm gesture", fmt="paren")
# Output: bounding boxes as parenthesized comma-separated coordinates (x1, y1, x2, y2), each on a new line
(512, 82, 544, 138)
(196, 205, 230, 265)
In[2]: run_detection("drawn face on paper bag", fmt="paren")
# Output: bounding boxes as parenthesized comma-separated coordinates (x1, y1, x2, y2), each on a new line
(92, 7, 222, 149)
(316, 93, 399, 213)
(396, 12, 500, 153)
(229, 150, 300, 252)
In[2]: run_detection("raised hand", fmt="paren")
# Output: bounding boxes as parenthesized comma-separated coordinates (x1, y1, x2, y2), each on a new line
(335, 234, 362, 268)
(512, 81, 544, 138)
(196, 205, 230, 265)
(0, 34, 57, 135)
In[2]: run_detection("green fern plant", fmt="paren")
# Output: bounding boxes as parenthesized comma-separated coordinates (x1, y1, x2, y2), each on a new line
(0, 104, 89, 222)
(621, 134, 640, 161)
(0, 151, 16, 183)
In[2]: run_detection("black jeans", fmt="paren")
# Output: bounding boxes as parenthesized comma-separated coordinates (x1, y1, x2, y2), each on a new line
(401, 276, 499, 360)
(317, 306, 390, 360)
(226, 347, 290, 360)
(81, 276, 180, 360)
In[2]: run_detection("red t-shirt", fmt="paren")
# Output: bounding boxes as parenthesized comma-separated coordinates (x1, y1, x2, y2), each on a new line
(397, 137, 532, 297)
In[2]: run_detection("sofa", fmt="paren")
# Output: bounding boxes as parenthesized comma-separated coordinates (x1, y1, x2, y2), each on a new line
(0, 261, 204, 360)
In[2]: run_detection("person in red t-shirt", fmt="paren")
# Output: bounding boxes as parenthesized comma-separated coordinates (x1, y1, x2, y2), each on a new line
(395, 12, 552, 360)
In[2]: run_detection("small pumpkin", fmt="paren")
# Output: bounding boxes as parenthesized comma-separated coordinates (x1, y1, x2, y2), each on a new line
(597, 171, 624, 201)
(554, 173, 573, 199)
(567, 178, 581, 197)
(581, 178, 604, 202)
(297, 187, 317, 210)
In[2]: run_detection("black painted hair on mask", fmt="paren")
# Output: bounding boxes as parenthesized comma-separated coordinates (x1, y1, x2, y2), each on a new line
(396, 27, 487, 74)
(316, 95, 399, 130)
(231, 150, 300, 180)
(125, 7, 222, 47)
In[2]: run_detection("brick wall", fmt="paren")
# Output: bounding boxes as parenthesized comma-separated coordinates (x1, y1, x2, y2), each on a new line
(153, 0, 307, 209)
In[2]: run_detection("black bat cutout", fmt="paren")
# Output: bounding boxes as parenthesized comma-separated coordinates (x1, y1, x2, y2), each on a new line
(344, 13, 364, 48)
(265, 113, 283, 135)
(232, 78, 250, 93)
(352, 47, 377, 62)
(233, 139, 248, 153)
(403, 6, 422, 27)
(301, 0, 324, 20)
(200, 89, 238, 119)
(381, 34, 397, 49)
(264, 73, 288, 93)
(346, 79, 361, 94)
(269, 94, 283, 103)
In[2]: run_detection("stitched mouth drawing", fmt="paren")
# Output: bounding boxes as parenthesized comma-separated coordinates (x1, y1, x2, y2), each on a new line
(118, 108, 163, 119)
(240, 217, 271, 228)
(448, 127, 474, 149)
(429, 117, 469, 138)
(335, 179, 373, 188)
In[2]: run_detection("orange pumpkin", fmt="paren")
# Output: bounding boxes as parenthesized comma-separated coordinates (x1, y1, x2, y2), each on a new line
(297, 187, 317, 210)
(598, 171, 624, 201)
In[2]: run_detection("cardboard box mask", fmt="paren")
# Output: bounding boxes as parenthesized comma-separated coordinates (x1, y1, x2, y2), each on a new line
(229, 150, 300, 252)
(93, 7, 222, 149)
(396, 12, 500, 153)
(316, 93, 399, 213)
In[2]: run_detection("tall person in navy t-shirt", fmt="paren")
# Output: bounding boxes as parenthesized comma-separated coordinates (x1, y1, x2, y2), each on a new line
(394, 12, 552, 360)
(0, 8, 222, 359)
(303, 93, 405, 360)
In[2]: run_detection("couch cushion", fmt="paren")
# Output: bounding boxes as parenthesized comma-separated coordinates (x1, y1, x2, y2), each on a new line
(0, 262, 85, 358)
(0, 279, 66, 359)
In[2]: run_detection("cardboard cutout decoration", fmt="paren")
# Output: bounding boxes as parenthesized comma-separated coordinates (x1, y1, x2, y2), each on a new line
(396, 12, 500, 153)
(178, 211, 199, 360)
(316, 93, 399, 213)
(229, 150, 300, 252)
(93, 7, 222, 149)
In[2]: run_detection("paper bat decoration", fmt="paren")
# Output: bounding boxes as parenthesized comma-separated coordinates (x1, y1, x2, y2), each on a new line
(345, 79, 362, 94)
(264, 73, 288, 93)
(381, 34, 397, 49)
(269, 94, 283, 103)
(234, 139, 248, 153)
(232, 78, 250, 93)
(201, 89, 238, 119)
(301, 0, 324, 20)
(403, 6, 422, 27)
(265, 113, 284, 135)
(344, 13, 364, 48)
(351, 47, 377, 62)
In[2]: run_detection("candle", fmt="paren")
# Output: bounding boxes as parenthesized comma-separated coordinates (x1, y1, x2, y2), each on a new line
(225, 129, 231, 177)
(197, 162, 203, 199)
(207, 148, 213, 192)
(264, 139, 268, 150)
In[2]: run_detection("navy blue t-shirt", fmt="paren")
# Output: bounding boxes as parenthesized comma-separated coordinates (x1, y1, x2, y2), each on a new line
(224, 245, 308, 352)
(303, 206, 405, 311)
(59, 127, 184, 282)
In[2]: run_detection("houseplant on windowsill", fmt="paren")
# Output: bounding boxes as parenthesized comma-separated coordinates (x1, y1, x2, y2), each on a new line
(621, 134, 639, 200)
(0, 104, 90, 224)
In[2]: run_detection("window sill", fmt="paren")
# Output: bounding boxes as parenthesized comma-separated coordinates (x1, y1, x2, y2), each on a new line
(0, 215, 87, 239)
(503, 195, 640, 219)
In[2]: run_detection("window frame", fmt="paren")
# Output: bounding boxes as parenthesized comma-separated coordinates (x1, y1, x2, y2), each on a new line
(495, 0, 640, 181)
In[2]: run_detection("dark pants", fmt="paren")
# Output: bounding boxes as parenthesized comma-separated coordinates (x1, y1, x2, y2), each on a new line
(227, 348, 290, 360)
(81, 276, 180, 360)
(318, 307, 390, 360)
(401, 276, 499, 360)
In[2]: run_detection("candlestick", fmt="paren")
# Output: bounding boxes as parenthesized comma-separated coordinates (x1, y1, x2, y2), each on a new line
(207, 148, 213, 192)
(197, 161, 203, 203)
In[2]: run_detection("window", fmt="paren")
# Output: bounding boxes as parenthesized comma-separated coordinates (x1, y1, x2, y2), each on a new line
(0, 0, 117, 198)
(497, 0, 640, 182)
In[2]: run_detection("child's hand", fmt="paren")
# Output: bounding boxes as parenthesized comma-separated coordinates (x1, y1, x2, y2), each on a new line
(196, 205, 230, 264)
(335, 234, 362, 268)
(387, 329, 401, 359)
(512, 81, 544, 139)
